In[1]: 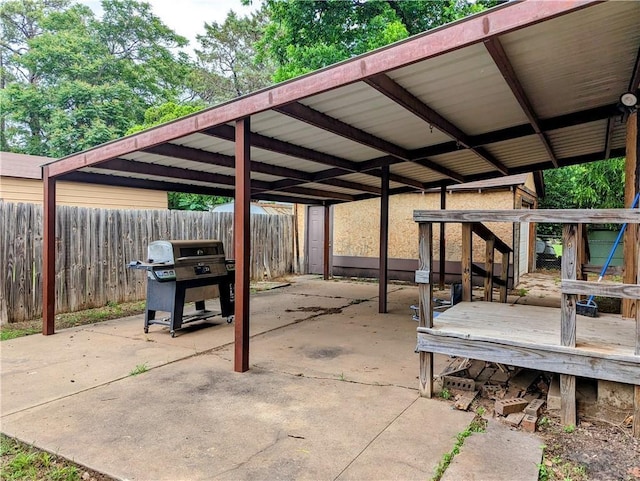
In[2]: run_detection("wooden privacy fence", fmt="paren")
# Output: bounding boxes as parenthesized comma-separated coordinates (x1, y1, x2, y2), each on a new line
(0, 202, 296, 323)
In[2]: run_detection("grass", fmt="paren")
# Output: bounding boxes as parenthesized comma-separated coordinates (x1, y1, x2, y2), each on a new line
(129, 363, 149, 376)
(538, 445, 588, 481)
(1, 300, 146, 341)
(439, 387, 452, 400)
(0, 434, 87, 481)
(431, 416, 487, 481)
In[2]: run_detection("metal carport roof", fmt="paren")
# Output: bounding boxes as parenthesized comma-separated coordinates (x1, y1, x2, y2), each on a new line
(44, 0, 639, 204)
(40, 0, 640, 372)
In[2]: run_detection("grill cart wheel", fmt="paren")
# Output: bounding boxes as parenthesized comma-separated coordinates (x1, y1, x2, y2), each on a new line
(227, 316, 234, 324)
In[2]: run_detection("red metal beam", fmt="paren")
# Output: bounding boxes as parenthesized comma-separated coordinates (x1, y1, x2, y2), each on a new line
(43, 167, 56, 335)
(484, 37, 559, 168)
(323, 204, 331, 280)
(205, 124, 359, 172)
(276, 102, 411, 160)
(604, 116, 616, 160)
(145, 143, 313, 181)
(365, 74, 507, 176)
(439, 185, 446, 290)
(95, 159, 272, 191)
(629, 45, 640, 93)
(234, 117, 251, 373)
(60, 171, 236, 197)
(47, 0, 597, 178)
(379, 166, 389, 313)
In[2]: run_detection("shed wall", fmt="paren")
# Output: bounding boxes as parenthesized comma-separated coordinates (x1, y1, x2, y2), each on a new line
(333, 190, 515, 262)
(0, 178, 168, 209)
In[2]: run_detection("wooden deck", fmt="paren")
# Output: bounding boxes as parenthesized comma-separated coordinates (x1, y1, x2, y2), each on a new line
(417, 302, 640, 385)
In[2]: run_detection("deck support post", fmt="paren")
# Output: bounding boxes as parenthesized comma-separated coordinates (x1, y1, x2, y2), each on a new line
(499, 251, 509, 303)
(560, 223, 578, 426)
(461, 223, 472, 302)
(635, 215, 640, 438)
(439, 186, 446, 290)
(323, 204, 331, 280)
(418, 222, 433, 397)
(234, 117, 251, 373)
(484, 237, 495, 302)
(379, 165, 389, 313)
(623, 111, 639, 318)
(43, 167, 56, 335)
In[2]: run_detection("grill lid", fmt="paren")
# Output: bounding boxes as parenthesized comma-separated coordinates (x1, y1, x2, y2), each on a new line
(147, 240, 225, 264)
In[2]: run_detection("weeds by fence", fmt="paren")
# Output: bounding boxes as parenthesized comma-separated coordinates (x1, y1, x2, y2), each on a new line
(0, 201, 296, 323)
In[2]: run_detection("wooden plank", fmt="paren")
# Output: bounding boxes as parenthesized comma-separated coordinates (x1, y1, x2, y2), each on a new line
(637, 221, 640, 355)
(560, 374, 577, 426)
(561, 224, 577, 348)
(418, 222, 433, 398)
(623, 111, 638, 318)
(561, 279, 640, 299)
(484, 237, 495, 302)
(461, 223, 472, 302)
(416, 331, 640, 385)
(472, 222, 512, 253)
(634, 385, 640, 438)
(413, 209, 640, 224)
(500, 251, 509, 303)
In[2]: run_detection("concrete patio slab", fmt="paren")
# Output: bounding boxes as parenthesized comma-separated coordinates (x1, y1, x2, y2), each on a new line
(1, 277, 543, 481)
(441, 418, 543, 481)
(2, 353, 468, 481)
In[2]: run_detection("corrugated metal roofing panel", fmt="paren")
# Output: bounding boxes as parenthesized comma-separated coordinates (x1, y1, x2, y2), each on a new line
(484, 136, 549, 169)
(498, 1, 640, 120)
(82, 168, 233, 190)
(335, 172, 404, 190)
(386, 43, 529, 135)
(609, 121, 627, 153)
(547, 120, 607, 159)
(429, 150, 495, 177)
(390, 162, 448, 184)
(251, 110, 384, 161)
(300, 81, 453, 149)
(296, 182, 360, 196)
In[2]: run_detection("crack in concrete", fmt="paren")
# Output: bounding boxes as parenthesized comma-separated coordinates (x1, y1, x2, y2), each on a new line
(211, 430, 285, 478)
(333, 396, 421, 481)
(251, 366, 417, 392)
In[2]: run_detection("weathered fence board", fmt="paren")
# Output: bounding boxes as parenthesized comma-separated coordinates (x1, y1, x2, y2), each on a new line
(0, 201, 296, 323)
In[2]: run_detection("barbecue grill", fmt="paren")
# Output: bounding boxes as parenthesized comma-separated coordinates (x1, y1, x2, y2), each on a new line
(128, 240, 234, 337)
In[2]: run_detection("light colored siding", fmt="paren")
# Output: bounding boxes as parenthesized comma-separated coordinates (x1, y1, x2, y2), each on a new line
(0, 177, 168, 209)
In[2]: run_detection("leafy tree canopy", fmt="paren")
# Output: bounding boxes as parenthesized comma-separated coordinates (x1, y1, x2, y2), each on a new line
(538, 158, 625, 235)
(192, 9, 274, 104)
(1, 0, 192, 156)
(254, 0, 501, 82)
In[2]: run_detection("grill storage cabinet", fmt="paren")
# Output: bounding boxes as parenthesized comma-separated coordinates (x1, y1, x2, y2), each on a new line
(130, 240, 235, 337)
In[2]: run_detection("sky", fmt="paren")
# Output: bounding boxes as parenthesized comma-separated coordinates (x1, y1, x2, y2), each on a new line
(77, 0, 260, 54)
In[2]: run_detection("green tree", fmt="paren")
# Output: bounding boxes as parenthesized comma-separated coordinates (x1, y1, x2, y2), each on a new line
(192, 9, 274, 103)
(1, 0, 192, 157)
(539, 158, 626, 235)
(256, 0, 501, 82)
(128, 101, 231, 210)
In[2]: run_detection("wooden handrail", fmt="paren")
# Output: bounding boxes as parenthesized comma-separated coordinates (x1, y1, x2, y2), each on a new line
(471, 223, 512, 253)
(414, 209, 640, 224)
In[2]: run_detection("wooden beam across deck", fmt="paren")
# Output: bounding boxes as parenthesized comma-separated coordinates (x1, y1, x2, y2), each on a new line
(414, 209, 640, 224)
(416, 302, 640, 385)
